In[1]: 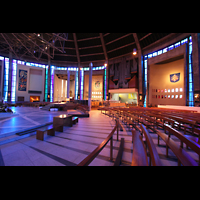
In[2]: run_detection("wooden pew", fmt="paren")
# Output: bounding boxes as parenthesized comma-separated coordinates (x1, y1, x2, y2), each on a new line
(131, 129, 148, 166)
(113, 138, 124, 166)
(119, 111, 136, 131)
(164, 124, 200, 165)
(140, 124, 162, 166)
(140, 114, 157, 132)
(156, 128, 198, 166)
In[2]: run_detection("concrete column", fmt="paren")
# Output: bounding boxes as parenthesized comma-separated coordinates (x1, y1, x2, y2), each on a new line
(88, 62, 93, 110)
(67, 70, 70, 98)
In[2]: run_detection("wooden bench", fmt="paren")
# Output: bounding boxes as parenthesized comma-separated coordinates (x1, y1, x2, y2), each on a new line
(36, 124, 63, 141)
(140, 124, 162, 166)
(131, 129, 148, 166)
(163, 114, 196, 133)
(140, 114, 156, 132)
(72, 116, 78, 124)
(149, 114, 175, 129)
(124, 112, 140, 125)
(113, 138, 124, 166)
(164, 124, 200, 165)
(156, 128, 198, 166)
(121, 113, 136, 131)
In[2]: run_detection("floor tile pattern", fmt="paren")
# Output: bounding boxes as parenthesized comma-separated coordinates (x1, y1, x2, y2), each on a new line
(0, 108, 199, 166)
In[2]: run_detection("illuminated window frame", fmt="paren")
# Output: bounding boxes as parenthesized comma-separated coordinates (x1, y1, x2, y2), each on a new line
(104, 67, 107, 100)
(45, 65, 48, 102)
(143, 36, 192, 107)
(75, 68, 79, 100)
(188, 36, 194, 106)
(50, 66, 55, 102)
(4, 57, 9, 102)
(80, 68, 84, 100)
(11, 60, 17, 102)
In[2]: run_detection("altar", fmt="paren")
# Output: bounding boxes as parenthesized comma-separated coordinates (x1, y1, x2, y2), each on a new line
(53, 114, 73, 127)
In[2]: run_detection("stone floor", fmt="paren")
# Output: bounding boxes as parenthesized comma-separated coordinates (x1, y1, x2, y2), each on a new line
(0, 108, 199, 166)
(0, 109, 123, 166)
(0, 107, 83, 136)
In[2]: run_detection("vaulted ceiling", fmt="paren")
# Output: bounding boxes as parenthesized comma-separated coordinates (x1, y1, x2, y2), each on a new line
(0, 33, 172, 65)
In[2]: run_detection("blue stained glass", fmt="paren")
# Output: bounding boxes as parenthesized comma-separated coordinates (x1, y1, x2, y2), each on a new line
(189, 83, 193, 91)
(189, 63, 192, 73)
(189, 55, 192, 64)
(153, 52, 157, 57)
(148, 54, 152, 58)
(189, 45, 192, 54)
(158, 50, 162, 55)
(189, 73, 192, 83)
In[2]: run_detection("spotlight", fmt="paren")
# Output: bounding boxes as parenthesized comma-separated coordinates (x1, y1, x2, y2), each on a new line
(133, 48, 137, 55)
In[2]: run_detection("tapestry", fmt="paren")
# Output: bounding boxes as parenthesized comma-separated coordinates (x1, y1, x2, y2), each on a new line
(95, 81, 100, 89)
(18, 69, 27, 91)
(170, 73, 180, 83)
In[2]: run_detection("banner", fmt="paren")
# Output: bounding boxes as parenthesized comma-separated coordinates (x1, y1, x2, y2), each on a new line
(170, 73, 180, 83)
(18, 69, 27, 91)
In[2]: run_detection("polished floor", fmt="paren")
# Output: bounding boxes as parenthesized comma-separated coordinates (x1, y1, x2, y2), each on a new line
(0, 107, 82, 136)
(0, 108, 199, 166)
(0, 109, 125, 166)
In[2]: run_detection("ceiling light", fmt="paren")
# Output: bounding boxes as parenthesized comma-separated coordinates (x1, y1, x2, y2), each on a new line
(133, 48, 137, 55)
(104, 61, 107, 67)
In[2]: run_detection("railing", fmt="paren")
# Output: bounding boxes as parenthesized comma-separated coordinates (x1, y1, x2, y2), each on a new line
(77, 120, 119, 166)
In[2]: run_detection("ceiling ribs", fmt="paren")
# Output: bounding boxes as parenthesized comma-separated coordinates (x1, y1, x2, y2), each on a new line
(73, 33, 80, 66)
(99, 33, 108, 61)
(0, 33, 174, 65)
(105, 33, 132, 45)
(1, 33, 19, 59)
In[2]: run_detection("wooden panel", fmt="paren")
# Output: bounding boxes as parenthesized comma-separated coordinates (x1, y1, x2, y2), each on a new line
(128, 75, 138, 88)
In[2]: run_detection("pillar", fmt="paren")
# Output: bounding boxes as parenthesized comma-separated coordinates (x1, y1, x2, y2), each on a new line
(67, 69, 70, 98)
(88, 62, 93, 110)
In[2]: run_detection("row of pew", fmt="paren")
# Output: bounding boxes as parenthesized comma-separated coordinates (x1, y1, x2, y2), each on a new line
(98, 106, 200, 166)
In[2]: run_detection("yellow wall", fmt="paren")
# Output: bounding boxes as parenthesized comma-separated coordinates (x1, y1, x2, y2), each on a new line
(84, 75, 103, 100)
(110, 93, 137, 104)
(149, 58, 185, 106)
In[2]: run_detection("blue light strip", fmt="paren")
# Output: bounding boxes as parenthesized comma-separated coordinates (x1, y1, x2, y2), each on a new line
(4, 58, 9, 102)
(104, 68, 106, 100)
(143, 58, 147, 107)
(11, 60, 17, 102)
(75, 68, 79, 100)
(188, 36, 194, 106)
(50, 66, 54, 102)
(45, 65, 48, 102)
(80, 68, 84, 100)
